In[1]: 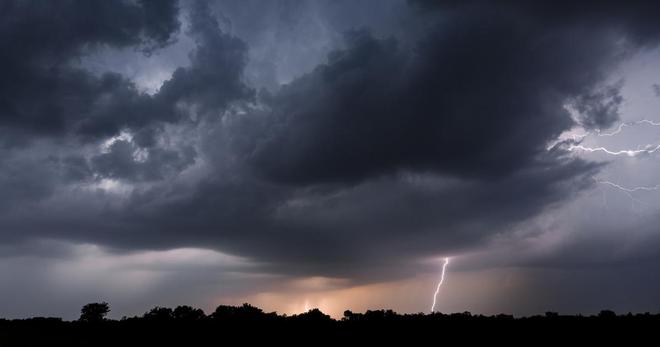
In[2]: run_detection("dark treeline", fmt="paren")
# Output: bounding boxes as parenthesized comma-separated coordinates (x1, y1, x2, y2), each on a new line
(1, 303, 659, 345)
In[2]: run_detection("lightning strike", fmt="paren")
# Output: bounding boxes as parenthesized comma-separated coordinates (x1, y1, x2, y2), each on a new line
(562, 119, 660, 202)
(431, 257, 450, 313)
(596, 119, 660, 137)
(567, 143, 660, 157)
(549, 119, 660, 155)
(595, 179, 660, 208)
(597, 180, 660, 193)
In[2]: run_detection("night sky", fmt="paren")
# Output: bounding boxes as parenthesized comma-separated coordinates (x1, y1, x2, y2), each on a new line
(2, 0, 660, 319)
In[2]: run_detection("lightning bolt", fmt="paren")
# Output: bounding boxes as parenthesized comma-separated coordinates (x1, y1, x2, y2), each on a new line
(559, 118, 660, 204)
(595, 179, 660, 208)
(423, 119, 660, 314)
(596, 119, 660, 137)
(431, 257, 450, 313)
(550, 119, 660, 157)
(571, 119, 660, 140)
(597, 180, 660, 193)
(567, 143, 660, 157)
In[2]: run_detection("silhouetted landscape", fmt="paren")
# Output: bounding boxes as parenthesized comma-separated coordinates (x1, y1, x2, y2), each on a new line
(4, 1, 660, 344)
(1, 302, 658, 345)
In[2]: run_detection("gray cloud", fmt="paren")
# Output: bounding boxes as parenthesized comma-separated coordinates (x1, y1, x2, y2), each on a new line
(653, 83, 660, 97)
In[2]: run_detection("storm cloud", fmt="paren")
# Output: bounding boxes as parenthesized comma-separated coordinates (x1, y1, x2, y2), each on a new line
(2, 0, 660, 317)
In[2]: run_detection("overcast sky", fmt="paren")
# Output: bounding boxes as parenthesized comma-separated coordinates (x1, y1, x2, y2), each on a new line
(2, 0, 660, 319)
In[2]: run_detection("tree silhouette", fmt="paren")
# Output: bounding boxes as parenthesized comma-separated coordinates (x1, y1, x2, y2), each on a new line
(143, 306, 174, 321)
(1, 301, 658, 345)
(79, 302, 110, 322)
(599, 310, 617, 319)
(343, 310, 354, 321)
(211, 303, 266, 321)
(173, 305, 205, 321)
(293, 308, 332, 323)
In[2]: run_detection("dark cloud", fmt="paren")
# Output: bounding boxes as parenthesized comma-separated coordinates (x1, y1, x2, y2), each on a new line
(0, 154, 59, 210)
(0, 0, 252, 150)
(156, 1, 254, 116)
(0, 0, 255, 208)
(211, 0, 414, 90)
(247, 7, 633, 186)
(104, 147, 596, 281)
(162, 0, 660, 277)
(0, 0, 180, 141)
(0, 0, 179, 60)
(59, 155, 94, 183)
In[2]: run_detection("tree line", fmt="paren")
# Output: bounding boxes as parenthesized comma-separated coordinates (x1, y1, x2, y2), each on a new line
(1, 302, 658, 345)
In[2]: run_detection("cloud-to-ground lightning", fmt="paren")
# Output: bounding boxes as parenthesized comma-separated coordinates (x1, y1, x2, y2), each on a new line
(431, 257, 450, 313)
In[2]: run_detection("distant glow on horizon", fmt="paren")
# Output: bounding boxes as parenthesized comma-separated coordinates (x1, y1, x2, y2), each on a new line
(431, 257, 450, 313)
